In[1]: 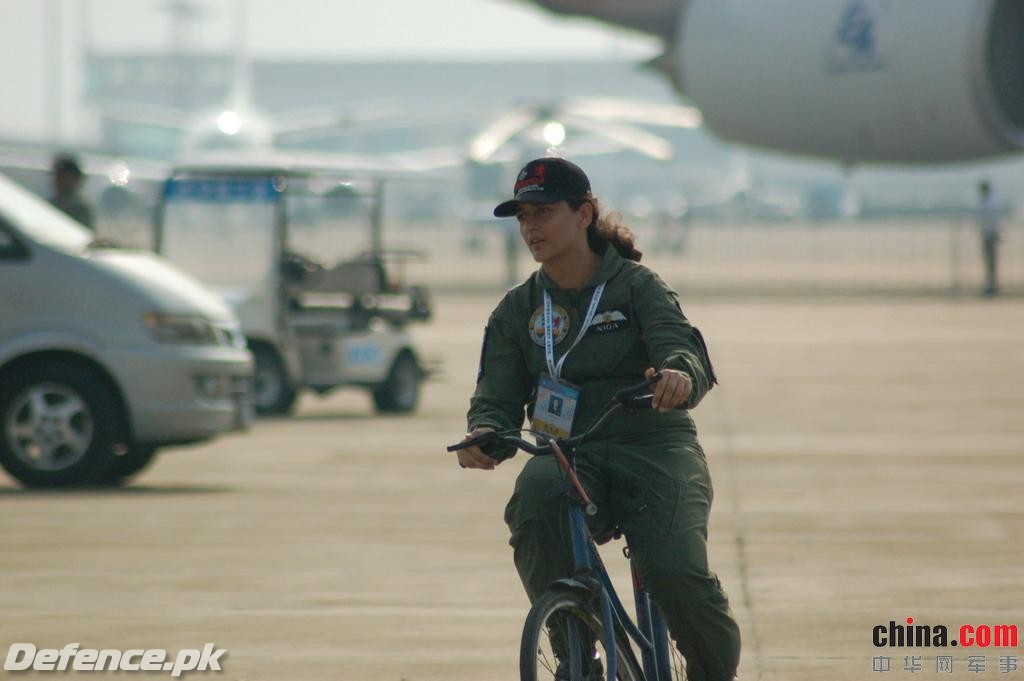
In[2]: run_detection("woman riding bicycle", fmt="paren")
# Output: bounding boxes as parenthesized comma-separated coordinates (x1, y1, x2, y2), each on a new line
(455, 157, 741, 681)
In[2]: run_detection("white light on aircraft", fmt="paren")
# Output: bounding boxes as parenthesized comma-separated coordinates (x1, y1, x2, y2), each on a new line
(543, 121, 566, 147)
(217, 110, 243, 136)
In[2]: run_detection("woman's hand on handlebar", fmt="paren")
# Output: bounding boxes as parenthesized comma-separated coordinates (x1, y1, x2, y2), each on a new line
(646, 367, 692, 412)
(456, 427, 502, 470)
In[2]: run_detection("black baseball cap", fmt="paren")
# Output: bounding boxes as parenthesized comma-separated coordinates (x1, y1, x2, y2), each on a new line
(493, 157, 591, 217)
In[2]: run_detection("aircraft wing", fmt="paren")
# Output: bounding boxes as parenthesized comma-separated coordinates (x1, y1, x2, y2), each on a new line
(564, 97, 701, 129)
(468, 107, 539, 163)
(293, 147, 466, 176)
(0, 143, 168, 189)
(467, 96, 700, 163)
(89, 99, 194, 132)
(172, 147, 466, 178)
(561, 116, 675, 161)
(270, 101, 406, 144)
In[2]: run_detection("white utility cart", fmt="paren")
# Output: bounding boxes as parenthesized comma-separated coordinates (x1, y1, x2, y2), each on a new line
(155, 155, 432, 415)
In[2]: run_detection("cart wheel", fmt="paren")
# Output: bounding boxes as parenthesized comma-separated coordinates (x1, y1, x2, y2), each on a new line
(372, 352, 420, 414)
(252, 346, 297, 415)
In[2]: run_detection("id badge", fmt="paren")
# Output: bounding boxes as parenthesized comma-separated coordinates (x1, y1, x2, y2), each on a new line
(532, 374, 581, 439)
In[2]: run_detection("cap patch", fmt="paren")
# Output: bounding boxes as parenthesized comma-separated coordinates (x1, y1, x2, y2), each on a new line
(514, 163, 546, 196)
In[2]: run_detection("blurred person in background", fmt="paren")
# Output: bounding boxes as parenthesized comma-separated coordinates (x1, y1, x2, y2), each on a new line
(977, 180, 1003, 296)
(51, 154, 95, 231)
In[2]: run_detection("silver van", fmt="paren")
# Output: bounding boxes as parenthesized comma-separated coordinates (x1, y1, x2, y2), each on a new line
(0, 173, 253, 488)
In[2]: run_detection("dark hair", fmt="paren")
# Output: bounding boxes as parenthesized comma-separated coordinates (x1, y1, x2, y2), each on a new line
(569, 196, 642, 262)
(53, 154, 84, 177)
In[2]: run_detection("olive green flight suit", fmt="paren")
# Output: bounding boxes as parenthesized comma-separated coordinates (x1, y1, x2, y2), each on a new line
(468, 244, 741, 681)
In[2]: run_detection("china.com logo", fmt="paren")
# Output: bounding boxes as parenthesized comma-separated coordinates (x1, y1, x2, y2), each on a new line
(873, 618, 1020, 648)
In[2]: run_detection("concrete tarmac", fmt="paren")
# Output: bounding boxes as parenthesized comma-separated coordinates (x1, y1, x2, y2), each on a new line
(1, 290, 1022, 681)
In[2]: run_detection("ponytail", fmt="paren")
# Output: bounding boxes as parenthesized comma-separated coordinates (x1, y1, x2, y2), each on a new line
(569, 196, 642, 262)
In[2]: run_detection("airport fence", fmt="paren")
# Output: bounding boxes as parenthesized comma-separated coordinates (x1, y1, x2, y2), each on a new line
(391, 217, 1024, 298)
(93, 212, 1023, 299)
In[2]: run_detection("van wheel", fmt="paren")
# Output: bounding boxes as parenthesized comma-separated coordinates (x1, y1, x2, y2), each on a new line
(0, 364, 118, 487)
(252, 346, 297, 415)
(372, 353, 420, 414)
(96, 446, 159, 486)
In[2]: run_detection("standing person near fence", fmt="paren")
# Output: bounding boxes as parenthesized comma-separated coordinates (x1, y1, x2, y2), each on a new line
(50, 154, 95, 231)
(977, 180, 1003, 296)
(452, 157, 741, 681)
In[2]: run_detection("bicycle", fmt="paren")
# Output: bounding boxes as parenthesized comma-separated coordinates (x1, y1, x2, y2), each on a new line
(448, 372, 688, 681)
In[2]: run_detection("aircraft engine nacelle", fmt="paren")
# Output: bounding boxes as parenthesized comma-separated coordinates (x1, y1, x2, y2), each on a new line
(676, 0, 1024, 164)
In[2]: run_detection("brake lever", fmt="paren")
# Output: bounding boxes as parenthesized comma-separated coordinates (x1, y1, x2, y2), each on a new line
(613, 371, 662, 406)
(625, 394, 655, 410)
(446, 430, 500, 453)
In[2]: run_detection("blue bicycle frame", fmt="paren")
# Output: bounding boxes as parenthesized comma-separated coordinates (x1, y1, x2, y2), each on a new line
(447, 372, 676, 681)
(565, 499, 677, 681)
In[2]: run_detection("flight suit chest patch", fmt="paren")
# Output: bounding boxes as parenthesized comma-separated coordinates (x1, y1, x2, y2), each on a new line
(587, 306, 631, 334)
(528, 304, 571, 346)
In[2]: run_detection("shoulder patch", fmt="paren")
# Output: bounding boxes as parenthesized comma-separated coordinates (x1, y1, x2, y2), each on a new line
(692, 327, 718, 385)
(477, 325, 490, 383)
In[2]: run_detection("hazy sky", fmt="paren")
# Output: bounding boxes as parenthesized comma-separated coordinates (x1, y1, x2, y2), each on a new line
(0, 0, 658, 140)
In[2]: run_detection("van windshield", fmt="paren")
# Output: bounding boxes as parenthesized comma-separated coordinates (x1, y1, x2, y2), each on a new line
(0, 175, 92, 254)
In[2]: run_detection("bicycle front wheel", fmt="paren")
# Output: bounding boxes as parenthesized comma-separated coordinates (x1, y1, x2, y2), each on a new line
(521, 589, 642, 681)
(650, 605, 689, 681)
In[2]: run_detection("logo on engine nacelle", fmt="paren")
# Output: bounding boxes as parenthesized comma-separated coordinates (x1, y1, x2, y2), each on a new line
(826, 0, 887, 73)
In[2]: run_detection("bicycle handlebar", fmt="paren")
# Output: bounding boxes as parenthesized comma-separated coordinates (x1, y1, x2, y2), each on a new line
(447, 372, 663, 458)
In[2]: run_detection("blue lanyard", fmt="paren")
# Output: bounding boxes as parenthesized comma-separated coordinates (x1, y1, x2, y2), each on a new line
(543, 283, 605, 379)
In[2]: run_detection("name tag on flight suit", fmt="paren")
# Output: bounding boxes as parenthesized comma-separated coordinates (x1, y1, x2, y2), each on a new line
(532, 374, 580, 440)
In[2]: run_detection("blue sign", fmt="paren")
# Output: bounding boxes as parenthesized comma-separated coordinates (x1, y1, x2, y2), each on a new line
(164, 178, 279, 203)
(346, 345, 383, 368)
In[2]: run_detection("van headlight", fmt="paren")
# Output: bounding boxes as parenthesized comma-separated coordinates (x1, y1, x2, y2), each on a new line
(143, 313, 219, 345)
(215, 321, 248, 349)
